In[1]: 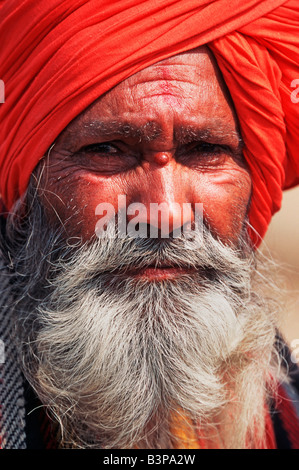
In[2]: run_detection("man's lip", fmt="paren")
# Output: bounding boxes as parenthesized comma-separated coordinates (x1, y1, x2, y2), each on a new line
(122, 265, 196, 280)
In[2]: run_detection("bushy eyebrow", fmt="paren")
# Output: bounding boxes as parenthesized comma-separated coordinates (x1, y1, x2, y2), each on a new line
(175, 124, 243, 151)
(78, 119, 243, 152)
(82, 120, 162, 142)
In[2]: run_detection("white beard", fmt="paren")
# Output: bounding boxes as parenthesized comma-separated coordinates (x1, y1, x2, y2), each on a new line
(13, 220, 281, 449)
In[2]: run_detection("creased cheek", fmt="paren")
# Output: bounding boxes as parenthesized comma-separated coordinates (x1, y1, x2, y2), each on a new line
(197, 179, 251, 242)
(41, 174, 125, 240)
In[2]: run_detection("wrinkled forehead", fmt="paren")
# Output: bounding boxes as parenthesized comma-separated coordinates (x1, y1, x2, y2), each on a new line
(113, 46, 232, 101)
(90, 45, 233, 107)
(59, 46, 238, 144)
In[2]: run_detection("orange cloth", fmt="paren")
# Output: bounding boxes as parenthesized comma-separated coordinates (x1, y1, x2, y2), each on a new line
(169, 407, 277, 448)
(0, 0, 298, 245)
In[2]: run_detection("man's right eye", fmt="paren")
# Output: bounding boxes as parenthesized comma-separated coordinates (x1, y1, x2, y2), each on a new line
(80, 143, 119, 154)
(74, 142, 138, 174)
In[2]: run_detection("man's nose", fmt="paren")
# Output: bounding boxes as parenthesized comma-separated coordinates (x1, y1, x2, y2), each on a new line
(126, 154, 195, 237)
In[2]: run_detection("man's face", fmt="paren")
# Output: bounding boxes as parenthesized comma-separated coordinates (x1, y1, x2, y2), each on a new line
(42, 47, 251, 256)
(10, 47, 275, 451)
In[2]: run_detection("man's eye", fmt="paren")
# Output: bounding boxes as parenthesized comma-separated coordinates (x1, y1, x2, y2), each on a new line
(190, 142, 228, 154)
(75, 142, 138, 173)
(81, 143, 119, 154)
(177, 141, 230, 167)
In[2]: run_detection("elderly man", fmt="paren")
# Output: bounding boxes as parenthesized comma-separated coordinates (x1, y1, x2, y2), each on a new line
(0, 0, 299, 450)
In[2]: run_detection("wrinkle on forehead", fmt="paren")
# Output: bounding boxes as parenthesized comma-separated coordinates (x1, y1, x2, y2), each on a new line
(120, 47, 221, 103)
(55, 45, 240, 152)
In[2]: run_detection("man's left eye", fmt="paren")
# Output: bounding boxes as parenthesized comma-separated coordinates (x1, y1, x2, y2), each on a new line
(177, 141, 230, 166)
(189, 142, 228, 154)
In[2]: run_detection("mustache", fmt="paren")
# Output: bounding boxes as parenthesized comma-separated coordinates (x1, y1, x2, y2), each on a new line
(50, 220, 253, 293)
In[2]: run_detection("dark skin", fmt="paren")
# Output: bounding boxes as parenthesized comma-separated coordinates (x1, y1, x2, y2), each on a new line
(39, 47, 252, 280)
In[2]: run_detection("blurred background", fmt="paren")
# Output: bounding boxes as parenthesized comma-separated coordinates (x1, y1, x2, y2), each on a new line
(262, 186, 299, 352)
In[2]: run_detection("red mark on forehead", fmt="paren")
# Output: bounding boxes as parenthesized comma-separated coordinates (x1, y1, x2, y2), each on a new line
(160, 64, 173, 81)
(151, 64, 182, 105)
(161, 65, 172, 96)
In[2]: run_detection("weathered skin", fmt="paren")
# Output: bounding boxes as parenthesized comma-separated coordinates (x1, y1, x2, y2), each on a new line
(40, 47, 252, 279)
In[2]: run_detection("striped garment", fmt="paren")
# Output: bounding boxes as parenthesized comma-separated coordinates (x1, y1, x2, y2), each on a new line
(1, 262, 299, 449)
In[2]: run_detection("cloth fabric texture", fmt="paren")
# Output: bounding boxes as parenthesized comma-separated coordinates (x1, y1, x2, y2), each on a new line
(0, 0, 299, 246)
(0, 265, 26, 449)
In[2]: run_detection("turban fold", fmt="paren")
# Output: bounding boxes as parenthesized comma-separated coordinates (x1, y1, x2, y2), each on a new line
(0, 0, 298, 246)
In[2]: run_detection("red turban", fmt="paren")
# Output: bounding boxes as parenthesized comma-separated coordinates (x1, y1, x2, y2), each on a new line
(0, 0, 298, 246)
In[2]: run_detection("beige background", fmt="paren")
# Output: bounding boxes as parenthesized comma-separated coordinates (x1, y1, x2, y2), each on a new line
(262, 186, 299, 349)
